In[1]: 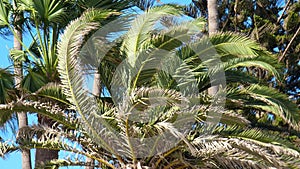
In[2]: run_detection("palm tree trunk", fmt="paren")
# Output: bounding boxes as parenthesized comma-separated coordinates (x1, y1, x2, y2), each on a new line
(35, 114, 59, 167)
(85, 73, 101, 169)
(35, 146, 58, 167)
(13, 3, 32, 169)
(207, 0, 219, 33)
(207, 0, 219, 95)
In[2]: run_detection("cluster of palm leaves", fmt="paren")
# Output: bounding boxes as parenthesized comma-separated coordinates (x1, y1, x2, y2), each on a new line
(0, 1, 300, 169)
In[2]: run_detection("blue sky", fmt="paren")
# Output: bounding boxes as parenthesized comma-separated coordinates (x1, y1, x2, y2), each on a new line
(0, 0, 191, 168)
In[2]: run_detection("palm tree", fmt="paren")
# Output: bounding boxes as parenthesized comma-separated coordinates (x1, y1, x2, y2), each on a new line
(0, 0, 32, 168)
(1, 3, 299, 169)
(56, 6, 300, 168)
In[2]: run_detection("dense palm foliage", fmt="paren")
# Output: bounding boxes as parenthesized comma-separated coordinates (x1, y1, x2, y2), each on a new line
(0, 2, 299, 169)
(56, 6, 300, 168)
(185, 0, 300, 111)
(0, 0, 139, 168)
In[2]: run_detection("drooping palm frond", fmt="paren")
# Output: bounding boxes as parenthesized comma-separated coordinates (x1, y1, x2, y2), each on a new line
(214, 125, 299, 151)
(15, 125, 115, 169)
(222, 57, 281, 80)
(224, 70, 259, 84)
(149, 16, 206, 48)
(0, 69, 16, 131)
(0, 100, 77, 129)
(227, 84, 300, 130)
(57, 9, 125, 160)
(190, 136, 300, 168)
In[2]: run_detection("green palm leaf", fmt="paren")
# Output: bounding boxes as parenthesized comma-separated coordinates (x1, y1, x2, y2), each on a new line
(57, 9, 122, 157)
(0, 0, 10, 27)
(122, 5, 182, 66)
(0, 68, 13, 104)
(227, 84, 300, 130)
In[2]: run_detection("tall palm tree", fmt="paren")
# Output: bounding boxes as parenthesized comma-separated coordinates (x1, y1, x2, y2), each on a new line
(0, 0, 32, 168)
(207, 0, 219, 96)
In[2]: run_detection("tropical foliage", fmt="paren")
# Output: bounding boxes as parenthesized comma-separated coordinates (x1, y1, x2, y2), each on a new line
(0, 1, 299, 169)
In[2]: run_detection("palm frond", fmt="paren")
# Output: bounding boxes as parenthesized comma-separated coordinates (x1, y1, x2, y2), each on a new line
(0, 0, 10, 27)
(16, 125, 115, 169)
(219, 111, 251, 126)
(224, 57, 281, 80)
(215, 125, 299, 151)
(22, 67, 47, 92)
(57, 9, 124, 158)
(228, 84, 300, 130)
(209, 32, 265, 58)
(0, 100, 77, 129)
(32, 0, 66, 24)
(122, 5, 182, 66)
(0, 142, 18, 158)
(191, 136, 300, 168)
(34, 82, 69, 106)
(0, 68, 13, 103)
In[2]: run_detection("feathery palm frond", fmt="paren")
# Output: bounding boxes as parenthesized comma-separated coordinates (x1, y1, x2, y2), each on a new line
(0, 142, 18, 158)
(121, 5, 182, 65)
(227, 84, 300, 130)
(57, 9, 123, 158)
(191, 136, 300, 168)
(0, 99, 77, 129)
(16, 125, 115, 169)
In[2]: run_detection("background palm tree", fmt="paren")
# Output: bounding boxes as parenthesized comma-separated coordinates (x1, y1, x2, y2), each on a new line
(207, 0, 219, 96)
(0, 0, 32, 167)
(185, 0, 300, 116)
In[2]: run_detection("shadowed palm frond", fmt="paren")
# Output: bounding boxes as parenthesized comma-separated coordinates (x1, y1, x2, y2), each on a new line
(34, 82, 69, 106)
(0, 100, 77, 129)
(191, 136, 300, 168)
(0, 68, 13, 104)
(16, 125, 115, 169)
